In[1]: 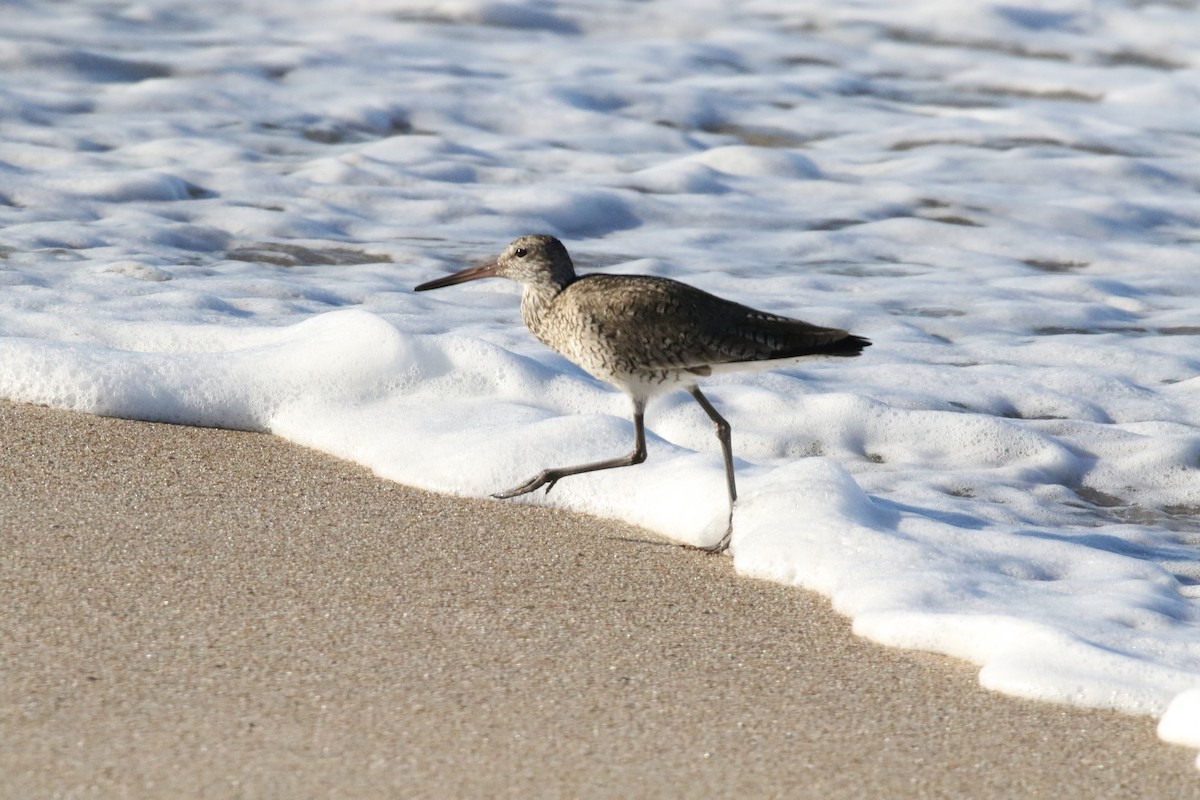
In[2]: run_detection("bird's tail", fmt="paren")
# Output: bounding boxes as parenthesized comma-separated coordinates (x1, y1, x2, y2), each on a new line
(751, 318, 871, 360)
(810, 332, 871, 358)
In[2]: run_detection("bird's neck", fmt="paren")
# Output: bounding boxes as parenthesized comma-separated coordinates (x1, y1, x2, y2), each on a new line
(519, 273, 573, 345)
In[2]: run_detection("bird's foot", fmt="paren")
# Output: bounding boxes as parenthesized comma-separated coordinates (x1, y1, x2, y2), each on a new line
(492, 470, 559, 500)
(688, 524, 732, 555)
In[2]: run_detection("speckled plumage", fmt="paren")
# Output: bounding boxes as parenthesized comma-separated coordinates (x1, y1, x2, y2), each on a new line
(415, 234, 871, 553)
(527, 273, 866, 392)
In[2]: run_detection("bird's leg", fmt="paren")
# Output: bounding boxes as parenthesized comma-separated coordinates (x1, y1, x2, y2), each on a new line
(493, 401, 648, 500)
(687, 385, 736, 554)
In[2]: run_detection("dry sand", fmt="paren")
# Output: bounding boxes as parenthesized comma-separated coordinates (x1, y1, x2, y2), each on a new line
(1, 400, 1195, 798)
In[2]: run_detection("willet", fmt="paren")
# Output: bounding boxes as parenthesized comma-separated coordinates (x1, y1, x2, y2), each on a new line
(414, 235, 870, 553)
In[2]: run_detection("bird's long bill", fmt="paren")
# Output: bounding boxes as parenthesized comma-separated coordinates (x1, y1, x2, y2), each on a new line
(413, 260, 500, 292)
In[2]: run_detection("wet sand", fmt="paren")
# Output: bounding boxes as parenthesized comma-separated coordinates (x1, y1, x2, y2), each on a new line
(1, 400, 1194, 798)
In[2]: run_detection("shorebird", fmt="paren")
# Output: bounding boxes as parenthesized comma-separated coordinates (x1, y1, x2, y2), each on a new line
(414, 235, 870, 553)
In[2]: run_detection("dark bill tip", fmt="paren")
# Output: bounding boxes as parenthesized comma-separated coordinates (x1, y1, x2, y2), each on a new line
(413, 260, 500, 292)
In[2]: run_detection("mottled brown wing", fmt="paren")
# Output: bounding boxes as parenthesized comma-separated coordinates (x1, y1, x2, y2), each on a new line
(558, 274, 868, 372)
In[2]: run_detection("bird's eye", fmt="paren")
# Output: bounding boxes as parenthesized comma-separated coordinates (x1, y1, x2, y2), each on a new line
(514, 247, 528, 258)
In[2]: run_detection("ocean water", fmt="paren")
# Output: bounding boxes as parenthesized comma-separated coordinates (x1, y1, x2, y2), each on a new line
(2, 0, 1199, 765)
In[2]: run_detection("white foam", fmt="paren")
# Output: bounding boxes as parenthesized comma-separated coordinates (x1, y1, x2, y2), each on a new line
(1161, 690, 1200, 769)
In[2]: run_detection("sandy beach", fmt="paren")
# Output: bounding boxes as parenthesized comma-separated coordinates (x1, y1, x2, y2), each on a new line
(0, 399, 1194, 798)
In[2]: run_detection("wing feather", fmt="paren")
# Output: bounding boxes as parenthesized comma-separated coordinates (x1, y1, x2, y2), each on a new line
(553, 275, 868, 372)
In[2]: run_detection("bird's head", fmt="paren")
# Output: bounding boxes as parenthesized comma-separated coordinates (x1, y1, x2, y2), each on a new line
(414, 234, 577, 292)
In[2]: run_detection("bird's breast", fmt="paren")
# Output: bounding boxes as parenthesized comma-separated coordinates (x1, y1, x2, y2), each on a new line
(532, 311, 698, 397)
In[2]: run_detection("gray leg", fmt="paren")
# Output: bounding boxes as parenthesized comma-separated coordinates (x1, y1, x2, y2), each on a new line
(494, 400, 647, 499)
(687, 385, 735, 553)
